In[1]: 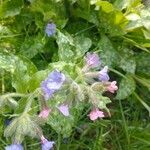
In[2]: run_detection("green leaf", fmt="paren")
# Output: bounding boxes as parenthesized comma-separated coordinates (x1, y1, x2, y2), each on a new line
(119, 58, 136, 74)
(6, 98, 18, 109)
(133, 75, 150, 91)
(28, 70, 49, 92)
(98, 35, 119, 67)
(56, 31, 92, 62)
(140, 8, 150, 31)
(4, 114, 42, 143)
(0, 25, 12, 38)
(142, 29, 150, 40)
(0, 53, 18, 73)
(96, 1, 128, 36)
(19, 35, 45, 59)
(12, 55, 37, 93)
(116, 75, 136, 100)
(30, 0, 67, 26)
(113, 0, 129, 10)
(0, 0, 23, 18)
(97, 96, 111, 110)
(56, 30, 75, 62)
(114, 0, 142, 10)
(135, 52, 150, 76)
(96, 1, 114, 13)
(74, 35, 92, 57)
(118, 48, 136, 74)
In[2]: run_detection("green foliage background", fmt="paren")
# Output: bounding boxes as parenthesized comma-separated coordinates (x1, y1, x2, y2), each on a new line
(0, 0, 150, 149)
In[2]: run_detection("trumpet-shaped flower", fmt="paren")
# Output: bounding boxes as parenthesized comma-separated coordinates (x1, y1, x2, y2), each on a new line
(85, 52, 100, 68)
(106, 81, 118, 93)
(58, 104, 70, 116)
(41, 136, 55, 150)
(39, 108, 51, 119)
(99, 66, 110, 81)
(41, 70, 65, 100)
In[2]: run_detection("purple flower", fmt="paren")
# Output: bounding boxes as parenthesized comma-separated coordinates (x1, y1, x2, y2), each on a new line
(41, 70, 66, 100)
(58, 104, 69, 116)
(85, 52, 100, 68)
(99, 66, 110, 81)
(45, 23, 56, 37)
(41, 136, 55, 150)
(5, 144, 23, 150)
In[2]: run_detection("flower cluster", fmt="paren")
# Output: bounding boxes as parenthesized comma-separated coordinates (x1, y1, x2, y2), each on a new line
(40, 69, 69, 117)
(83, 53, 118, 121)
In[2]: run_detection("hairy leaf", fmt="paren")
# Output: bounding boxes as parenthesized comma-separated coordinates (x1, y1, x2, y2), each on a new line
(116, 75, 136, 99)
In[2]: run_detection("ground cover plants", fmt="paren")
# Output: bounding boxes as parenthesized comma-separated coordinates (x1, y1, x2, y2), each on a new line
(0, 0, 150, 150)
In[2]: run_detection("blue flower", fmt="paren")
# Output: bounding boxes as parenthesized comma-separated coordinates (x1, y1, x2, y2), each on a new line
(5, 144, 23, 150)
(41, 70, 66, 100)
(99, 66, 110, 81)
(45, 23, 56, 37)
(41, 140, 55, 150)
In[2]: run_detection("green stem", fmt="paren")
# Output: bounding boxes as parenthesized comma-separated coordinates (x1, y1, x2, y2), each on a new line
(23, 88, 40, 113)
(57, 134, 61, 150)
(1, 71, 5, 94)
(109, 68, 126, 79)
(119, 99, 130, 149)
(23, 95, 34, 113)
(0, 34, 24, 39)
(1, 93, 27, 98)
(74, 25, 96, 36)
(39, 95, 48, 109)
(133, 92, 150, 116)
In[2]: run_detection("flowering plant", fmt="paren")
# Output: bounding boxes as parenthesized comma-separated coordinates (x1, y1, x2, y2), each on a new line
(1, 49, 118, 149)
(0, 0, 150, 149)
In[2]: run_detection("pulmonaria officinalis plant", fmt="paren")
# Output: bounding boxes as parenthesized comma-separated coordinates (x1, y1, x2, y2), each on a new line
(2, 52, 118, 149)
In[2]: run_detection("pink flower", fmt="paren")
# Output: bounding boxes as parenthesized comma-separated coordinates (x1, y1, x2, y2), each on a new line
(106, 81, 118, 93)
(88, 108, 104, 121)
(58, 104, 69, 116)
(39, 108, 51, 119)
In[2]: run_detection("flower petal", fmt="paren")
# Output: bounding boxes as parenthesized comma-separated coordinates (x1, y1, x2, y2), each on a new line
(58, 104, 70, 116)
